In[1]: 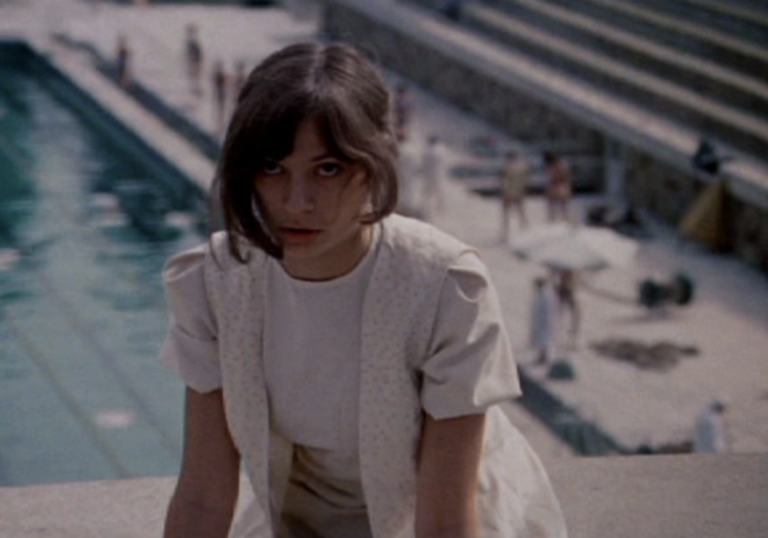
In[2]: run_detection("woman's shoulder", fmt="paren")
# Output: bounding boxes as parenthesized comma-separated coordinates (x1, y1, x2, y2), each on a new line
(162, 240, 209, 286)
(382, 214, 474, 268)
(163, 231, 265, 280)
(384, 214, 467, 248)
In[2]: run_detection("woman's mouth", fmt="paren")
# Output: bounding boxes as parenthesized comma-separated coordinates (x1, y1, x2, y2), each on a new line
(280, 227, 321, 245)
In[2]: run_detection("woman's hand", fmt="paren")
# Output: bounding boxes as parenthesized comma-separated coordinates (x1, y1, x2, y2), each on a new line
(415, 412, 486, 538)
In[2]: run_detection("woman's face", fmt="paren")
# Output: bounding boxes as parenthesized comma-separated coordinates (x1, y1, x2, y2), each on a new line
(254, 118, 372, 281)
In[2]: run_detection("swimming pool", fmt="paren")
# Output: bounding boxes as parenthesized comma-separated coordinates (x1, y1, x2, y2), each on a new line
(0, 42, 207, 486)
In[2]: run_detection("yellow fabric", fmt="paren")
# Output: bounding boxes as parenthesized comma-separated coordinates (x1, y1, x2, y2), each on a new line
(678, 180, 730, 251)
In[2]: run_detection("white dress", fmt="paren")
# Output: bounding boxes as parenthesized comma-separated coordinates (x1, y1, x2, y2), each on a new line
(396, 138, 423, 215)
(529, 281, 560, 357)
(694, 403, 728, 454)
(161, 222, 525, 538)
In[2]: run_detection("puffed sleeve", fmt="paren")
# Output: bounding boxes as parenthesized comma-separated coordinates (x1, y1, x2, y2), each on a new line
(420, 251, 521, 419)
(159, 243, 222, 393)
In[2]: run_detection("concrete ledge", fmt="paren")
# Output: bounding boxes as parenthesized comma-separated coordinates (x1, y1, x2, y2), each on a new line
(553, 453, 768, 538)
(1, 454, 765, 537)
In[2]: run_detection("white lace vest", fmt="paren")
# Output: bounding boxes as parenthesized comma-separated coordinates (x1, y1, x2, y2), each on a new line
(203, 214, 567, 538)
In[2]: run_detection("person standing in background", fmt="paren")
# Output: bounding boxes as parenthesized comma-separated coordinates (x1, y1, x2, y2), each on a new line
(231, 60, 248, 100)
(184, 23, 204, 98)
(211, 59, 229, 135)
(499, 150, 530, 243)
(393, 83, 413, 143)
(694, 400, 729, 454)
(421, 134, 448, 219)
(529, 276, 559, 365)
(552, 268, 581, 350)
(396, 132, 423, 218)
(115, 33, 132, 90)
(543, 151, 573, 222)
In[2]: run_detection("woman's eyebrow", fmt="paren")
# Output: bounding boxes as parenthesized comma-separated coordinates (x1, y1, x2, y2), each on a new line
(310, 152, 337, 162)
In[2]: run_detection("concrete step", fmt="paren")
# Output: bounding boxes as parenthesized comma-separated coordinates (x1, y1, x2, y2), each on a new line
(726, 0, 768, 13)
(477, 0, 768, 123)
(462, 2, 768, 161)
(532, 0, 768, 84)
(623, 0, 768, 46)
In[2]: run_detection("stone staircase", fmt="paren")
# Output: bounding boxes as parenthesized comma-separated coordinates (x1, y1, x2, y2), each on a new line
(323, 0, 768, 272)
(453, 0, 768, 163)
(534, 0, 768, 83)
(623, 0, 768, 44)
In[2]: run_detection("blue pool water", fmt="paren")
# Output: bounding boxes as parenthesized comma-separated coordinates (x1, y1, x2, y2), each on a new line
(0, 45, 207, 486)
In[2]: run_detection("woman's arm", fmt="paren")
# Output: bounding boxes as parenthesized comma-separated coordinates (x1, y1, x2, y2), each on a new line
(164, 388, 241, 538)
(415, 412, 486, 538)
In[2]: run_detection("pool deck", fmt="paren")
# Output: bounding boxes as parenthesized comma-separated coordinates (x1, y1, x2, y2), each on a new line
(3, 0, 768, 464)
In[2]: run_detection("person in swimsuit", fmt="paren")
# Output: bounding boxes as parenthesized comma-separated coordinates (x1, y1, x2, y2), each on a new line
(499, 150, 530, 242)
(543, 151, 573, 223)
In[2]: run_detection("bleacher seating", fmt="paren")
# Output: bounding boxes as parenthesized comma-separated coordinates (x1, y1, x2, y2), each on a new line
(429, 0, 768, 164)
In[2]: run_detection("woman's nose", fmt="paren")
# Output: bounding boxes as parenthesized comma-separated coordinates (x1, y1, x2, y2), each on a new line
(284, 176, 315, 214)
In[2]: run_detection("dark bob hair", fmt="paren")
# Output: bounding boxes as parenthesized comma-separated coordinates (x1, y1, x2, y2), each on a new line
(213, 42, 399, 262)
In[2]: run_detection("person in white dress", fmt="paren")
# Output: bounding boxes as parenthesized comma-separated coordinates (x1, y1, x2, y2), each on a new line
(396, 132, 423, 217)
(499, 150, 530, 243)
(694, 399, 729, 454)
(160, 42, 567, 538)
(420, 134, 448, 219)
(529, 276, 560, 365)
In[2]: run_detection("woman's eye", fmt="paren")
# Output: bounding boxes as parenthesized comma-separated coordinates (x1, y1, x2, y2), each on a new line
(316, 162, 342, 177)
(261, 161, 283, 175)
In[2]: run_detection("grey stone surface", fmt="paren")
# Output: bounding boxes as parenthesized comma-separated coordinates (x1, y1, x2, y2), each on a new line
(552, 453, 768, 538)
(0, 454, 766, 537)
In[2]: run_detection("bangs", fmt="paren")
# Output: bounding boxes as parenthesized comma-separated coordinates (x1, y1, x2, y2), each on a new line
(216, 42, 399, 264)
(248, 92, 358, 165)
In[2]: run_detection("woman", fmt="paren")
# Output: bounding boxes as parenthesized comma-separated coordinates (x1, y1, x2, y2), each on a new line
(499, 150, 530, 242)
(529, 276, 559, 365)
(552, 268, 580, 350)
(543, 152, 572, 223)
(160, 42, 566, 538)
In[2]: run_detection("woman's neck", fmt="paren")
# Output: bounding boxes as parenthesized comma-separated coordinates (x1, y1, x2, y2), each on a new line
(280, 224, 375, 282)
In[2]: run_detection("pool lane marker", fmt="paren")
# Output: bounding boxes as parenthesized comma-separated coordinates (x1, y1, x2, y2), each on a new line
(3, 311, 132, 479)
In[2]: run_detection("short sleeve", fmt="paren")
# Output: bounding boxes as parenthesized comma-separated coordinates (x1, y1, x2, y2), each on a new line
(420, 252, 521, 419)
(160, 243, 222, 393)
